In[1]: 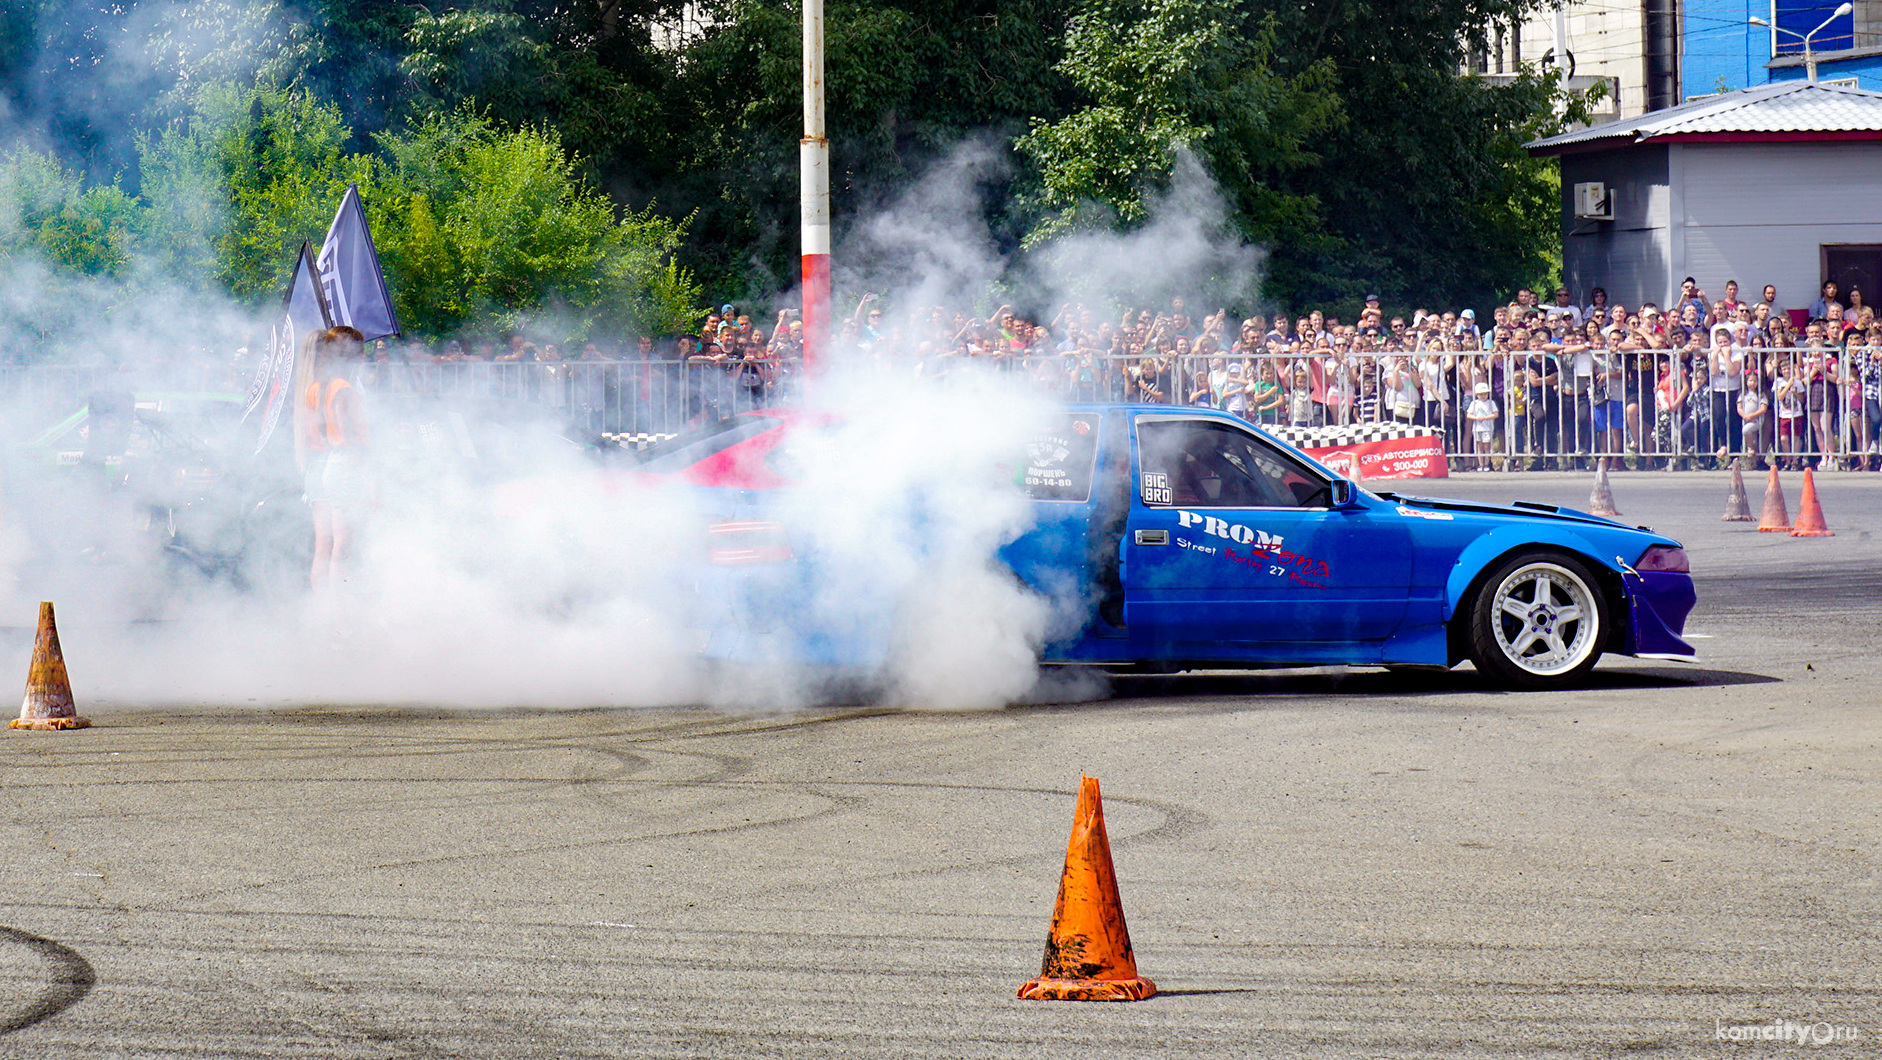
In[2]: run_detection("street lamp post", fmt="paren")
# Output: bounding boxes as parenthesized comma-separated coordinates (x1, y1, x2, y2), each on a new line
(1750, 2, 1854, 84)
(801, 0, 830, 372)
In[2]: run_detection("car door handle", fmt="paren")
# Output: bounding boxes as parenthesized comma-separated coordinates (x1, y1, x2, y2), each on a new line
(1134, 529, 1168, 546)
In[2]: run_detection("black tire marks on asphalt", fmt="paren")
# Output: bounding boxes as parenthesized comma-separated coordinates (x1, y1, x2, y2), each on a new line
(0, 926, 94, 1034)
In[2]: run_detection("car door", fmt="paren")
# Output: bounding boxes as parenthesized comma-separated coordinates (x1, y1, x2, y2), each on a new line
(1000, 411, 1130, 648)
(1122, 413, 1411, 657)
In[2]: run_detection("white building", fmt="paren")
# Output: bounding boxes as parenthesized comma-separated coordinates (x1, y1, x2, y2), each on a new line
(1527, 81, 1882, 313)
(1474, 0, 1681, 122)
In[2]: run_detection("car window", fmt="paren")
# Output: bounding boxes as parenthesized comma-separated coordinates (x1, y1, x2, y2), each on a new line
(1018, 413, 1101, 502)
(1137, 417, 1327, 508)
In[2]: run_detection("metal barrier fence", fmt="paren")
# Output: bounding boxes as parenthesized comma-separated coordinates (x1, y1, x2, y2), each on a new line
(6, 347, 1879, 469)
(1004, 346, 1882, 471)
(351, 359, 801, 436)
(0, 359, 802, 441)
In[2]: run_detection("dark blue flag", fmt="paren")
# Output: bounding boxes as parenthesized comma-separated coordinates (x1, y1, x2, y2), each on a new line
(317, 183, 400, 342)
(245, 242, 332, 455)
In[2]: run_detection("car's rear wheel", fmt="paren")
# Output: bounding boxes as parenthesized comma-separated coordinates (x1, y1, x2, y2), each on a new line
(1468, 551, 1607, 689)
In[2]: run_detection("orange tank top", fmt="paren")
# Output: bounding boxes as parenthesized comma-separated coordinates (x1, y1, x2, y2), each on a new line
(302, 378, 360, 449)
(301, 381, 328, 452)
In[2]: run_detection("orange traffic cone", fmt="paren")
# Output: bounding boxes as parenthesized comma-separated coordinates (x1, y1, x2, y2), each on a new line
(1721, 458, 1752, 521)
(1790, 467, 1835, 537)
(1757, 466, 1791, 532)
(1017, 776, 1156, 1002)
(1587, 458, 1620, 517)
(13, 602, 89, 731)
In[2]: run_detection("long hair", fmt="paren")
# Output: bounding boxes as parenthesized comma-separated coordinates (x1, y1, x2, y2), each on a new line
(289, 328, 324, 474)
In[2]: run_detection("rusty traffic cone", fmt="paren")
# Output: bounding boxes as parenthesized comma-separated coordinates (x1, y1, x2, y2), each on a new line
(1587, 458, 1621, 517)
(13, 602, 89, 731)
(1721, 458, 1753, 521)
(1017, 776, 1156, 1002)
(1757, 465, 1792, 532)
(1790, 467, 1835, 537)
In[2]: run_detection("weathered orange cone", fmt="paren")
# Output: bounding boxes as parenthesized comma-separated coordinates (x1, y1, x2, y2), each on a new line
(1017, 776, 1155, 1002)
(1757, 465, 1791, 532)
(1790, 467, 1834, 537)
(1721, 458, 1753, 521)
(1587, 458, 1620, 517)
(13, 602, 89, 731)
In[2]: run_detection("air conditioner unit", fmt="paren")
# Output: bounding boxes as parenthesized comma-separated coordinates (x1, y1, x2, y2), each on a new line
(1573, 182, 1613, 220)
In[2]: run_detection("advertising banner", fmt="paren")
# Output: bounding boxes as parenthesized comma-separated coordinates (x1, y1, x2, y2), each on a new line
(1302, 433, 1449, 481)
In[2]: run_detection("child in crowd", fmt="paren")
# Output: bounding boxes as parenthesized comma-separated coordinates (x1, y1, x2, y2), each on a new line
(1736, 367, 1770, 469)
(1289, 367, 1318, 427)
(1250, 361, 1283, 424)
(1222, 361, 1250, 418)
(1188, 369, 1215, 408)
(1774, 357, 1807, 467)
(1466, 381, 1499, 470)
(1355, 371, 1380, 424)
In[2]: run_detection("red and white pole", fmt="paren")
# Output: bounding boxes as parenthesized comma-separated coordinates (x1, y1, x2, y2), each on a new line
(800, 0, 830, 372)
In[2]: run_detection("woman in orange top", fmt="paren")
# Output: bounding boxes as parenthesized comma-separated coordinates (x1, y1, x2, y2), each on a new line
(305, 327, 369, 592)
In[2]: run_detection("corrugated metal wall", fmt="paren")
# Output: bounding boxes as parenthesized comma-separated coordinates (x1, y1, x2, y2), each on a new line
(1562, 146, 1672, 309)
(1561, 141, 1882, 312)
(1679, 142, 1882, 311)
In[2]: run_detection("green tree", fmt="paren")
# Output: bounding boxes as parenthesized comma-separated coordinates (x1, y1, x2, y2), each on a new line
(399, 6, 669, 183)
(369, 109, 701, 338)
(0, 151, 145, 277)
(1015, 0, 1340, 273)
(661, 0, 1078, 296)
(1018, 0, 1567, 310)
(1259, 0, 1563, 309)
(137, 84, 367, 298)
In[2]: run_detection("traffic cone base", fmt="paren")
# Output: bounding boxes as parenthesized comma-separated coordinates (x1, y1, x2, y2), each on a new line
(1587, 458, 1620, 517)
(1790, 467, 1835, 537)
(1017, 776, 1156, 1003)
(1756, 466, 1791, 532)
(1721, 459, 1753, 521)
(1016, 974, 1157, 1002)
(10, 716, 89, 731)
(14, 602, 88, 732)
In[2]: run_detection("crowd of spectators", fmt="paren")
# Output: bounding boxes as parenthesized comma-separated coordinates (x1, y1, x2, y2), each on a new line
(344, 279, 1882, 470)
(807, 279, 1881, 472)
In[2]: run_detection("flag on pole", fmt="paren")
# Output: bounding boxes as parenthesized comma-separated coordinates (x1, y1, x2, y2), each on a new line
(316, 182, 400, 341)
(244, 242, 332, 455)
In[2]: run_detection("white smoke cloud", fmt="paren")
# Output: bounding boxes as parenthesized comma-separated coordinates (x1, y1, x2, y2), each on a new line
(1022, 148, 1267, 316)
(2, 134, 1267, 714)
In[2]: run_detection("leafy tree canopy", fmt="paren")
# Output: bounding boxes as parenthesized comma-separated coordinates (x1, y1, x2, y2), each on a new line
(0, 0, 1579, 328)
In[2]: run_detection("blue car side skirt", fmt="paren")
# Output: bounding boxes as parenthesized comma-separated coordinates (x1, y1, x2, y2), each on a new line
(1380, 623, 1450, 667)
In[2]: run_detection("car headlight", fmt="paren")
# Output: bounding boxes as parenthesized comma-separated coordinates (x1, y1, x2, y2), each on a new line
(1634, 545, 1689, 574)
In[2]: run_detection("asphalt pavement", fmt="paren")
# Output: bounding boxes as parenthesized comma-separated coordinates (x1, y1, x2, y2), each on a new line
(0, 470, 1877, 1058)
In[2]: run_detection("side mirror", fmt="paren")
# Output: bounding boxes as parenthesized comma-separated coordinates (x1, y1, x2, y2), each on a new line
(1329, 478, 1355, 507)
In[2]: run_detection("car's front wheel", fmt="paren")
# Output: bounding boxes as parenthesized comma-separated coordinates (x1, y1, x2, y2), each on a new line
(1468, 551, 1608, 688)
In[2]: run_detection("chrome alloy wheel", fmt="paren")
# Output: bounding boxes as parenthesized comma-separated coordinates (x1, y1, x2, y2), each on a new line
(1489, 561, 1599, 677)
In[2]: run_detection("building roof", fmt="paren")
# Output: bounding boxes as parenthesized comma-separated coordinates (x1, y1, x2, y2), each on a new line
(1527, 81, 1882, 155)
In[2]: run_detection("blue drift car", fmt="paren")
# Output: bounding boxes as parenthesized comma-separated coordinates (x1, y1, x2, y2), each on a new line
(643, 404, 1695, 689)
